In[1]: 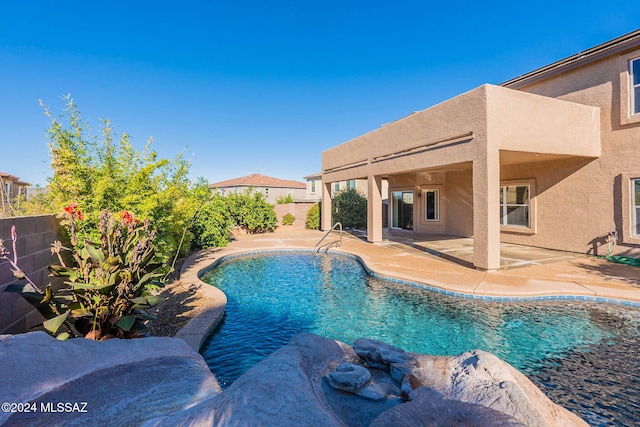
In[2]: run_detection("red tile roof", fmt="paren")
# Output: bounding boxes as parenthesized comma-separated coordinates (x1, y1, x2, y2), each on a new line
(209, 174, 305, 189)
(0, 171, 30, 186)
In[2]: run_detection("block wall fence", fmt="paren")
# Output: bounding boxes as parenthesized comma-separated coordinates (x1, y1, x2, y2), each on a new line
(0, 214, 63, 334)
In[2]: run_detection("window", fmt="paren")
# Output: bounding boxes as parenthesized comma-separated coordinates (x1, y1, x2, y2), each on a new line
(334, 182, 340, 192)
(500, 185, 530, 227)
(218, 188, 225, 196)
(632, 58, 640, 115)
(392, 191, 413, 230)
(634, 179, 640, 236)
(346, 179, 356, 190)
(310, 179, 316, 193)
(425, 189, 439, 221)
(4, 182, 10, 203)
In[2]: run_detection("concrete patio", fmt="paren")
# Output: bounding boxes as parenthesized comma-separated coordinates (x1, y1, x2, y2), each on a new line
(378, 230, 585, 269)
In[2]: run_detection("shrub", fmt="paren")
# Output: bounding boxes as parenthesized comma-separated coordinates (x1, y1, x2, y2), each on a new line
(275, 194, 295, 204)
(6, 206, 163, 340)
(306, 203, 321, 230)
(332, 188, 367, 229)
(227, 188, 277, 233)
(190, 194, 234, 248)
(282, 213, 295, 226)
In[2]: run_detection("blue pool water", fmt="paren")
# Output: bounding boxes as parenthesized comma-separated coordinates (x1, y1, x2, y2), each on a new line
(200, 252, 640, 426)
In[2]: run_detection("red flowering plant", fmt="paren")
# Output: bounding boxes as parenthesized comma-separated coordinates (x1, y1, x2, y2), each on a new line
(7, 205, 164, 340)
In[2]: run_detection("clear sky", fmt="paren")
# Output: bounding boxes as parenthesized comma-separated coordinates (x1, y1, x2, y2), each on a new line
(1, 1, 639, 186)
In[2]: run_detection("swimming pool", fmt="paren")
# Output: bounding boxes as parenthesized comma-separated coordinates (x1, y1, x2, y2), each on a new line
(200, 252, 640, 426)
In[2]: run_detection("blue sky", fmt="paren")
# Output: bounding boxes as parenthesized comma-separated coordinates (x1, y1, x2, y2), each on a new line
(1, 1, 639, 186)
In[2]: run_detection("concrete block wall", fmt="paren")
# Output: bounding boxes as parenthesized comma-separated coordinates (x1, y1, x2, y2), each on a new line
(0, 214, 63, 334)
(274, 203, 317, 230)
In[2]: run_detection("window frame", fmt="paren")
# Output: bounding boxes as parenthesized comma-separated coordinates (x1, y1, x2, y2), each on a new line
(424, 189, 440, 221)
(346, 179, 356, 190)
(334, 182, 340, 192)
(632, 58, 640, 116)
(499, 181, 535, 232)
(634, 178, 640, 237)
(310, 179, 316, 193)
(499, 185, 534, 231)
(619, 53, 640, 125)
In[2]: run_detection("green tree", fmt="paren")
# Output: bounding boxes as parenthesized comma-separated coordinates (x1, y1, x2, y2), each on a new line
(42, 95, 200, 264)
(332, 188, 367, 229)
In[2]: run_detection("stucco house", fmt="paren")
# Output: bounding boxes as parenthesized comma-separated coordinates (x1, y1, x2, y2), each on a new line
(209, 173, 306, 204)
(321, 30, 640, 271)
(0, 171, 30, 216)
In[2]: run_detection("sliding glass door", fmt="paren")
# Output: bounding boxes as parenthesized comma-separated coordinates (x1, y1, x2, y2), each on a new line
(392, 191, 413, 230)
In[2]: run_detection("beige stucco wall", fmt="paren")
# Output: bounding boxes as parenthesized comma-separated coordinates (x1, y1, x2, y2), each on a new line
(504, 47, 640, 256)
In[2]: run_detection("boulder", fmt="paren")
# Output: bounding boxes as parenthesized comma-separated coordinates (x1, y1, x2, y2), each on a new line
(411, 349, 588, 427)
(0, 332, 220, 426)
(0, 332, 588, 426)
(325, 363, 371, 393)
(353, 337, 417, 370)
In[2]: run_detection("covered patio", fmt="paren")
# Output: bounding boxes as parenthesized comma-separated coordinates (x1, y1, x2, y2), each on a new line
(377, 231, 585, 270)
(321, 84, 601, 270)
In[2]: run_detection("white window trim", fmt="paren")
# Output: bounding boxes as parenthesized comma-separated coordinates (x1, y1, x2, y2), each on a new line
(631, 58, 640, 116)
(499, 179, 536, 234)
(633, 178, 640, 237)
(424, 189, 440, 221)
(619, 53, 640, 125)
(500, 184, 530, 228)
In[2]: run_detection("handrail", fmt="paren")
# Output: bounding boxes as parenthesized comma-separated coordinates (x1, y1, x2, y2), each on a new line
(315, 222, 343, 252)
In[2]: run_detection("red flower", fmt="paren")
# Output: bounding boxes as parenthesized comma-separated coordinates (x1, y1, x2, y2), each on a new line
(120, 211, 134, 225)
(63, 203, 83, 221)
(64, 203, 78, 215)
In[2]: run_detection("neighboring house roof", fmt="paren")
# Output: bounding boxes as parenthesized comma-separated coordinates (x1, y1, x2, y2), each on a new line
(503, 29, 640, 88)
(0, 171, 30, 186)
(303, 173, 321, 180)
(209, 173, 305, 189)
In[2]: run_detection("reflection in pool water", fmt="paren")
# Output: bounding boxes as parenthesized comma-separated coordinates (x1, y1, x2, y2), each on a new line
(200, 252, 640, 426)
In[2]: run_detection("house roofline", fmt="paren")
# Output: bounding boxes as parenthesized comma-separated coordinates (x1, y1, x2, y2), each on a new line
(502, 29, 640, 89)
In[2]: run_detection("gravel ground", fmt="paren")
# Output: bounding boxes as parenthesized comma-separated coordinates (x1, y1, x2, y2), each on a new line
(146, 256, 209, 337)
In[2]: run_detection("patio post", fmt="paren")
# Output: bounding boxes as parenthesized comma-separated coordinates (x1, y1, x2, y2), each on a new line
(367, 174, 383, 243)
(321, 180, 332, 231)
(472, 149, 501, 270)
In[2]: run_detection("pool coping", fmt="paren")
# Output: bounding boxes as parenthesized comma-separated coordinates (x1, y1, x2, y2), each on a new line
(173, 234, 640, 352)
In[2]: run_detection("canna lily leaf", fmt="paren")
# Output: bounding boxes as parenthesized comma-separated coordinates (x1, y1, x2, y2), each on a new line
(84, 240, 105, 264)
(70, 308, 93, 317)
(43, 312, 69, 334)
(115, 315, 136, 331)
(56, 332, 70, 340)
(48, 264, 74, 277)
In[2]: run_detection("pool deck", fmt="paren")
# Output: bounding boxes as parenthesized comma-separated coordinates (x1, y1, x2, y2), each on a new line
(174, 228, 640, 351)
